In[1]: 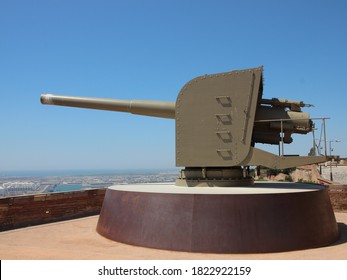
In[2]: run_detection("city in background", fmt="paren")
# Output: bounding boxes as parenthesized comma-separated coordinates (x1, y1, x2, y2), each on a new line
(0, 170, 178, 197)
(1, 162, 347, 198)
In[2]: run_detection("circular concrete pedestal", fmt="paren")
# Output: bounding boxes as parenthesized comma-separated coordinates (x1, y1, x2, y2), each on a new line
(96, 182, 339, 253)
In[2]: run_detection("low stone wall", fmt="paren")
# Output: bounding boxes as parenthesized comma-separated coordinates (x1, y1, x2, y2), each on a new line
(0, 189, 106, 231)
(328, 185, 347, 212)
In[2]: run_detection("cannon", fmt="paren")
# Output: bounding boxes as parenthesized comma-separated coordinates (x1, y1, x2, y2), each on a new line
(40, 94, 176, 119)
(41, 67, 325, 187)
(41, 68, 339, 254)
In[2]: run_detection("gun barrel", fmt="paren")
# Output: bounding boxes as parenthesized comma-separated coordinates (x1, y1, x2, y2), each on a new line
(40, 94, 176, 119)
(41, 93, 313, 145)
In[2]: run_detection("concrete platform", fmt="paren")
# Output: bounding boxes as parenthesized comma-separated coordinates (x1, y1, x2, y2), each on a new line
(106, 181, 327, 194)
(0, 213, 346, 259)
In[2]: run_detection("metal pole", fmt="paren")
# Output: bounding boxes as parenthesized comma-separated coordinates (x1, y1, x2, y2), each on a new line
(312, 128, 316, 156)
(329, 140, 333, 181)
(323, 118, 327, 157)
(280, 119, 284, 156)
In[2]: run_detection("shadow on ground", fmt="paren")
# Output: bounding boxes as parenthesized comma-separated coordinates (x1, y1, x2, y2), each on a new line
(330, 223, 347, 246)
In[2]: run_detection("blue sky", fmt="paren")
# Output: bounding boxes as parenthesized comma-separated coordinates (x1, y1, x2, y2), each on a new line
(1, 0, 346, 172)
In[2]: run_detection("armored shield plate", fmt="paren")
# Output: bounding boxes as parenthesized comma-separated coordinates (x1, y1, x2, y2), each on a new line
(176, 67, 263, 167)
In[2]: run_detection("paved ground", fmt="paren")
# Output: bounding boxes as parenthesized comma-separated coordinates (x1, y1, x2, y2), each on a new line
(0, 212, 347, 260)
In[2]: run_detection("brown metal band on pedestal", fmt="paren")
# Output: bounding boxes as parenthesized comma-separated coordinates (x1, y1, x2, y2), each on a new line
(96, 184, 339, 253)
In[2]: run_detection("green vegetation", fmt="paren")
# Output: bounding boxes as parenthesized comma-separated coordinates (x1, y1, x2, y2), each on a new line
(297, 178, 320, 185)
(264, 167, 296, 176)
(308, 147, 316, 156)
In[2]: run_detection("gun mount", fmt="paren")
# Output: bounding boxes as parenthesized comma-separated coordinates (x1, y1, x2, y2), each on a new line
(41, 67, 338, 254)
(41, 67, 325, 187)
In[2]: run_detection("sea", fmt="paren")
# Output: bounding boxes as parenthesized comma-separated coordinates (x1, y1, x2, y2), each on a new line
(53, 184, 105, 192)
